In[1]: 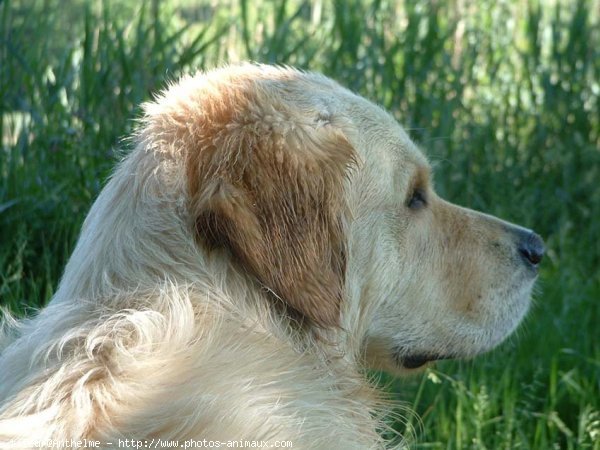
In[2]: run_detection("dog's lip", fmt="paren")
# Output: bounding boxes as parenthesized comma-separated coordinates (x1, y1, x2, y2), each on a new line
(399, 353, 454, 369)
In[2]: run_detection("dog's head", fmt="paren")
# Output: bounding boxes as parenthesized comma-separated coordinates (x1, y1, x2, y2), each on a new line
(143, 64, 543, 373)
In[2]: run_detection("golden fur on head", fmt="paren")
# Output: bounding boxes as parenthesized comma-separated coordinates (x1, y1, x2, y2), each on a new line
(186, 86, 355, 328)
(0, 64, 542, 448)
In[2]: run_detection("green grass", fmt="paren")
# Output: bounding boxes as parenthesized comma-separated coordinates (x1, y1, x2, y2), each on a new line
(1, 0, 599, 448)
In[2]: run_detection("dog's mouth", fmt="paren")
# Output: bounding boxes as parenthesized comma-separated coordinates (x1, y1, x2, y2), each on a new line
(367, 339, 457, 371)
(396, 353, 454, 369)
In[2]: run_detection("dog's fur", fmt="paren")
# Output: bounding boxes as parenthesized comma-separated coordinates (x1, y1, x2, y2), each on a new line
(0, 64, 542, 448)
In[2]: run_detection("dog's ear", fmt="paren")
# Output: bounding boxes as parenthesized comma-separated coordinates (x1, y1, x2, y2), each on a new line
(190, 114, 355, 328)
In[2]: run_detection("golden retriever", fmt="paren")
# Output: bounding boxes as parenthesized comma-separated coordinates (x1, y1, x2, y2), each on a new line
(0, 64, 543, 448)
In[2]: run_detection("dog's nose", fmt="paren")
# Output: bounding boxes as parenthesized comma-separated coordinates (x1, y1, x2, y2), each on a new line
(517, 230, 545, 267)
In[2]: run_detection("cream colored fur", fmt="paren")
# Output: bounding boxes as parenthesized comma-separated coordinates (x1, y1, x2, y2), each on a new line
(0, 64, 540, 449)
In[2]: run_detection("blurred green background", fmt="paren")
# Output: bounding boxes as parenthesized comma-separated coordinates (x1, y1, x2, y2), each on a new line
(1, 0, 598, 448)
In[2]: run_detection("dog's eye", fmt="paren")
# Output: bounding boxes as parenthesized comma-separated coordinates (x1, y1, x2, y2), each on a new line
(407, 188, 427, 210)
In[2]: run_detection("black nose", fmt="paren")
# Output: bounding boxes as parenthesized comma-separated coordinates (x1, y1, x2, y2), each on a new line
(517, 230, 545, 267)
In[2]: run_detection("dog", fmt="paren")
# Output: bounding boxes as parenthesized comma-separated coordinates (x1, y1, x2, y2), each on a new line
(0, 64, 543, 448)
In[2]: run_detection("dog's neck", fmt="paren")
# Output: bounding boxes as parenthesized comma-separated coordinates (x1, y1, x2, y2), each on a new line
(0, 144, 396, 442)
(55, 150, 372, 358)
